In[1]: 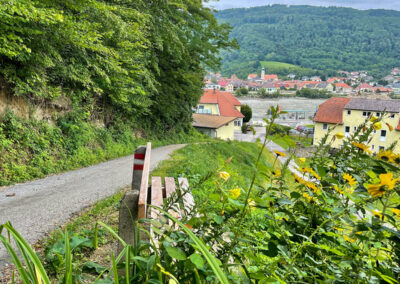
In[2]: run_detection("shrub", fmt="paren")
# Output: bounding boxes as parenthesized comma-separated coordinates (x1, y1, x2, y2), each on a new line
(241, 104, 252, 123)
(241, 123, 248, 133)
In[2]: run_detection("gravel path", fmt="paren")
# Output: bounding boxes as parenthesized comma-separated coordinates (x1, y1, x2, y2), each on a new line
(0, 144, 186, 271)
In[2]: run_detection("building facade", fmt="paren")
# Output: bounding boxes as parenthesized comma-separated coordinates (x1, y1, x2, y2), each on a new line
(193, 89, 244, 140)
(314, 98, 400, 154)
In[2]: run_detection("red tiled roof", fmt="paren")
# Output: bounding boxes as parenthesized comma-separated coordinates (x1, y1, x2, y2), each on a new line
(357, 83, 373, 89)
(314, 97, 351, 124)
(264, 74, 278, 80)
(335, 83, 352, 88)
(199, 90, 244, 118)
(248, 74, 258, 78)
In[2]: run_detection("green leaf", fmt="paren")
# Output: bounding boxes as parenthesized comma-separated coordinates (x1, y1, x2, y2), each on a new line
(189, 253, 205, 269)
(209, 193, 220, 202)
(151, 206, 230, 284)
(213, 215, 224, 225)
(83, 262, 107, 274)
(165, 247, 187, 260)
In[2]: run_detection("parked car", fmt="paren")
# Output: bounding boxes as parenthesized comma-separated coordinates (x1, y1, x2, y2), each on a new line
(303, 127, 314, 134)
(296, 125, 306, 132)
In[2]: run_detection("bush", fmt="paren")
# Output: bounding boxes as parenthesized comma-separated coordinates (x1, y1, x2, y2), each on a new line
(241, 104, 252, 123)
(241, 123, 248, 133)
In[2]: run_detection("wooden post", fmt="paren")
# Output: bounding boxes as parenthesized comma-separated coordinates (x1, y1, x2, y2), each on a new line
(117, 143, 151, 253)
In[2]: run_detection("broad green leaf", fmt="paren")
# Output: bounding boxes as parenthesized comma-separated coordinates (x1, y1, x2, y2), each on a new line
(165, 247, 187, 260)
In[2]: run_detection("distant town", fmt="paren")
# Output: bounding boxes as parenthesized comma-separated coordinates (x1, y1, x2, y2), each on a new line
(204, 67, 400, 98)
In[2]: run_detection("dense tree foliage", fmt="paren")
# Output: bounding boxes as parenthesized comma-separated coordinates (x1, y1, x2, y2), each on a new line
(241, 104, 252, 123)
(215, 5, 400, 78)
(0, 0, 236, 132)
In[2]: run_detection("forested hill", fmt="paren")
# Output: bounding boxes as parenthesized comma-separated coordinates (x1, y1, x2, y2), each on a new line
(215, 5, 400, 78)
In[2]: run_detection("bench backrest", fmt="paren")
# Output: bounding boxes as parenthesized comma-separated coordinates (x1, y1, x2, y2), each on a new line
(132, 142, 151, 219)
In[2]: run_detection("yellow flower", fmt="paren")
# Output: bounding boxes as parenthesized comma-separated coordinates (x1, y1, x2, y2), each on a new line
(379, 173, 398, 190)
(352, 142, 372, 154)
(274, 150, 286, 157)
(294, 174, 306, 184)
(334, 185, 344, 194)
(306, 181, 320, 193)
(299, 158, 306, 164)
(310, 169, 321, 180)
(303, 193, 317, 203)
(345, 186, 354, 194)
(367, 184, 386, 197)
(344, 235, 356, 243)
(372, 210, 383, 220)
(378, 150, 394, 162)
(333, 226, 344, 231)
(391, 208, 400, 218)
(369, 115, 377, 122)
(335, 132, 345, 139)
(218, 171, 230, 181)
(366, 172, 398, 197)
(229, 188, 241, 199)
(248, 199, 256, 211)
(386, 123, 394, 132)
(392, 154, 400, 165)
(343, 173, 357, 186)
(373, 122, 382, 130)
(273, 169, 282, 178)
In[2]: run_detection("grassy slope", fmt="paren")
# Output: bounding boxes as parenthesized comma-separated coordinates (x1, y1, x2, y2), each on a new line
(260, 61, 315, 75)
(37, 140, 295, 280)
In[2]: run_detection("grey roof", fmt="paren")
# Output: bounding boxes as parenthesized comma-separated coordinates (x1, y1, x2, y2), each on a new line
(344, 98, 400, 113)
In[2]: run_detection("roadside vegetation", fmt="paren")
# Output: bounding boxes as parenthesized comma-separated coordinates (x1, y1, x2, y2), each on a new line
(0, 110, 209, 186)
(0, 0, 236, 185)
(2, 106, 400, 283)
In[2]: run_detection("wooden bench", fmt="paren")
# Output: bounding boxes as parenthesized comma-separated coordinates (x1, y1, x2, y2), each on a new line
(118, 142, 194, 251)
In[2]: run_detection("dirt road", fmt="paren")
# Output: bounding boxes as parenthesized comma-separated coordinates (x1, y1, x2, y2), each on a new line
(0, 144, 185, 271)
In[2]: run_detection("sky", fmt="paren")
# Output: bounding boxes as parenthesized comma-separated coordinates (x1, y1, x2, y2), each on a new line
(206, 0, 400, 11)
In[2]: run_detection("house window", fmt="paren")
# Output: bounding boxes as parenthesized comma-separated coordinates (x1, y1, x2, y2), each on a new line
(379, 146, 385, 152)
(362, 111, 371, 117)
(376, 112, 381, 117)
(390, 113, 395, 118)
(347, 110, 351, 115)
(380, 130, 387, 142)
(345, 126, 350, 133)
(371, 145, 375, 150)
(234, 120, 241, 127)
(353, 126, 357, 132)
(323, 123, 328, 130)
(198, 105, 204, 110)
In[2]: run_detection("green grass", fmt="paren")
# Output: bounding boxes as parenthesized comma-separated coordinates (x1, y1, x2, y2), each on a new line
(271, 135, 313, 151)
(260, 61, 316, 75)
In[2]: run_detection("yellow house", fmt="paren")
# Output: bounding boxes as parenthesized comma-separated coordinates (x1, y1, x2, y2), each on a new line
(314, 98, 400, 154)
(193, 89, 244, 140)
(192, 114, 236, 140)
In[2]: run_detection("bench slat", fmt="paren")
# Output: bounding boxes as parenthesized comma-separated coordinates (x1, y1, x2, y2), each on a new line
(164, 177, 176, 199)
(150, 177, 163, 219)
(178, 177, 195, 211)
(138, 142, 152, 219)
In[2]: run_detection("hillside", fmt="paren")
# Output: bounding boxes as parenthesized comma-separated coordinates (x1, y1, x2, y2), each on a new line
(215, 5, 400, 78)
(0, 1, 234, 185)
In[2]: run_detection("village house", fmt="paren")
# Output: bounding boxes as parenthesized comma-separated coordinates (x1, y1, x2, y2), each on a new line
(334, 83, 352, 94)
(262, 82, 278, 93)
(313, 98, 400, 154)
(356, 83, 374, 93)
(193, 89, 244, 140)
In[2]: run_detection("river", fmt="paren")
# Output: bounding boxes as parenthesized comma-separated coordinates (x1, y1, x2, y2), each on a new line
(238, 97, 327, 127)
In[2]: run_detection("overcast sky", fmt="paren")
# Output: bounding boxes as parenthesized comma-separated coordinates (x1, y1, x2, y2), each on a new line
(206, 0, 400, 11)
